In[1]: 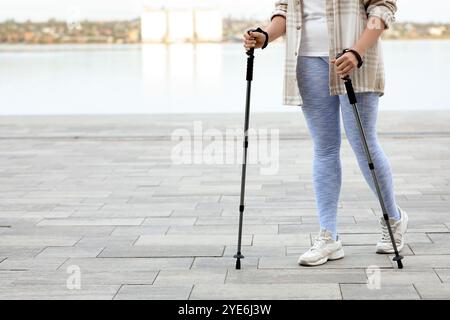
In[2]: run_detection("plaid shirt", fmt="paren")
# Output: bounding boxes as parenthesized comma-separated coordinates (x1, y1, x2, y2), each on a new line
(271, 0, 397, 106)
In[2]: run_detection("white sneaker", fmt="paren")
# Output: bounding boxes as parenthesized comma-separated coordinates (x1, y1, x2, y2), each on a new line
(376, 207, 409, 254)
(298, 229, 345, 266)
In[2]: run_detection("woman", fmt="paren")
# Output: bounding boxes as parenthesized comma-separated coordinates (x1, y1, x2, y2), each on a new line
(243, 0, 408, 266)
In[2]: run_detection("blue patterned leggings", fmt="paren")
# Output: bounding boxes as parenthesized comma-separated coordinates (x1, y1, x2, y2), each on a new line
(297, 56, 400, 240)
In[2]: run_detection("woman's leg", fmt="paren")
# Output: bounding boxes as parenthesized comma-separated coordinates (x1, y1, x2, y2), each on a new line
(339, 92, 400, 220)
(297, 56, 342, 240)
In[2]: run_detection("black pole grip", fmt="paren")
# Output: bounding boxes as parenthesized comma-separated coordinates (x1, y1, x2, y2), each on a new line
(335, 52, 358, 105)
(245, 28, 266, 81)
(343, 76, 358, 105)
(246, 53, 254, 81)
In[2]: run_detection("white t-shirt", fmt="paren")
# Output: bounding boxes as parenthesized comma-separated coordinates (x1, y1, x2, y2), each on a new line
(299, 0, 330, 57)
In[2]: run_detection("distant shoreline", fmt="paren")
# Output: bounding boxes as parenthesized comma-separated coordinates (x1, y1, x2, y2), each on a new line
(0, 37, 450, 50)
(2, 18, 449, 44)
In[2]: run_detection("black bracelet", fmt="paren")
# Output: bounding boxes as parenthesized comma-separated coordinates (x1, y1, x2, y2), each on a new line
(343, 48, 364, 68)
(254, 27, 269, 50)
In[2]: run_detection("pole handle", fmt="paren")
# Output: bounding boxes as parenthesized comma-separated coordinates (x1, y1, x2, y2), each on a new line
(245, 28, 266, 81)
(246, 28, 266, 57)
(335, 52, 358, 105)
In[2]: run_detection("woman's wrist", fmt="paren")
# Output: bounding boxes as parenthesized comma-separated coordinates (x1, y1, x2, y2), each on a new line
(267, 16, 287, 43)
(351, 45, 366, 58)
(339, 48, 364, 69)
(260, 29, 269, 49)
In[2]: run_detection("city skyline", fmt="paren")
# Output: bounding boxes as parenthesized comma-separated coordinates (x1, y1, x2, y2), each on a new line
(0, 0, 449, 23)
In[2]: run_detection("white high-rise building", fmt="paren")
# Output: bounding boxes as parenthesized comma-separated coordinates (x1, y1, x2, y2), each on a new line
(168, 9, 194, 42)
(194, 9, 223, 42)
(141, 6, 223, 43)
(141, 9, 167, 43)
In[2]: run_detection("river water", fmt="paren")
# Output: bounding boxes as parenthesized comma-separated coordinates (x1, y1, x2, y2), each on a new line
(1, 40, 449, 115)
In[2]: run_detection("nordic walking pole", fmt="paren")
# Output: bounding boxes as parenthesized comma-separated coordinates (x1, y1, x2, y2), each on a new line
(234, 28, 265, 270)
(336, 52, 404, 269)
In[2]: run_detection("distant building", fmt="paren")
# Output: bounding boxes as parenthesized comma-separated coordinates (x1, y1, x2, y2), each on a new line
(141, 7, 223, 43)
(429, 26, 446, 37)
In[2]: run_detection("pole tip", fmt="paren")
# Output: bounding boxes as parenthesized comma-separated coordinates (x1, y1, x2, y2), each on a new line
(393, 255, 404, 269)
(235, 258, 241, 270)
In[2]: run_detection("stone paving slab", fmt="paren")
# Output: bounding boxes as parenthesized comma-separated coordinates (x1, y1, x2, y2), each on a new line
(340, 284, 420, 300)
(37, 218, 144, 226)
(221, 209, 319, 218)
(2, 226, 115, 237)
(70, 210, 173, 218)
(427, 232, 450, 243)
(405, 224, 449, 233)
(99, 245, 224, 258)
(103, 203, 197, 211)
(0, 284, 120, 300)
(286, 245, 415, 256)
(0, 216, 48, 226)
(135, 235, 252, 246)
(8, 269, 159, 286)
(0, 210, 73, 219)
(389, 255, 450, 268)
(195, 216, 302, 225)
(434, 269, 450, 282)
(0, 257, 69, 271)
(109, 226, 170, 239)
(0, 270, 23, 286)
(0, 235, 80, 247)
(60, 257, 194, 272)
(413, 283, 450, 299)
(190, 283, 342, 300)
(0, 112, 448, 137)
(280, 223, 381, 234)
(339, 233, 432, 246)
(0, 113, 449, 299)
(110, 226, 169, 236)
(374, 269, 442, 285)
(36, 246, 105, 258)
(252, 234, 311, 246)
(0, 247, 44, 259)
(154, 270, 227, 285)
(226, 269, 367, 284)
(191, 257, 259, 270)
(223, 245, 286, 257)
(166, 225, 278, 235)
(259, 255, 392, 269)
(171, 209, 222, 217)
(114, 285, 193, 300)
(75, 236, 137, 247)
(409, 243, 450, 255)
(143, 217, 198, 226)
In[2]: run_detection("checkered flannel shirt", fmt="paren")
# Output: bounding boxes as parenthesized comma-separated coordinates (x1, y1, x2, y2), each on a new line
(270, 0, 397, 106)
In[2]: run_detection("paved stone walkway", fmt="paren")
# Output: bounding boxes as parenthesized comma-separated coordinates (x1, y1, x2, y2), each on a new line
(0, 112, 449, 300)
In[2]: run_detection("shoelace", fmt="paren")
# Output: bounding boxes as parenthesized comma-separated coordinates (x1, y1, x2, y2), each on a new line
(310, 236, 329, 251)
(380, 221, 400, 243)
(380, 224, 390, 242)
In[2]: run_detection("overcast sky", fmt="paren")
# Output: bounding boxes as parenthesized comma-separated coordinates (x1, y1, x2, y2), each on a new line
(0, 0, 449, 23)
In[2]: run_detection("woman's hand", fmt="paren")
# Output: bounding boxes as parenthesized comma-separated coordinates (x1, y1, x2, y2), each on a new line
(243, 29, 266, 52)
(331, 51, 359, 77)
(332, 16, 386, 77)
